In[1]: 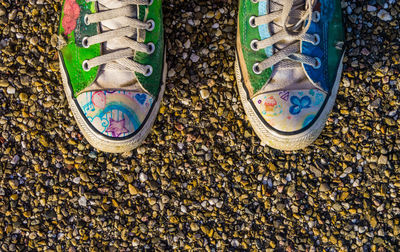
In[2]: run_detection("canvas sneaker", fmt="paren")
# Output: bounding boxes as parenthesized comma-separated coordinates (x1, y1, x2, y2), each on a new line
(236, 0, 345, 150)
(58, 0, 166, 153)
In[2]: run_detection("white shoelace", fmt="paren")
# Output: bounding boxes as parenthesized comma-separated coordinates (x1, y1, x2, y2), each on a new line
(249, 0, 320, 75)
(82, 0, 155, 77)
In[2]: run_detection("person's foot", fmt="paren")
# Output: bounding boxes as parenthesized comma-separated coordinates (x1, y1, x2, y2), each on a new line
(236, 0, 344, 150)
(59, 0, 166, 153)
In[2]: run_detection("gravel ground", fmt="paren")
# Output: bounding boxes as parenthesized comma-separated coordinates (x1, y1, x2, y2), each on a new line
(1, 0, 400, 250)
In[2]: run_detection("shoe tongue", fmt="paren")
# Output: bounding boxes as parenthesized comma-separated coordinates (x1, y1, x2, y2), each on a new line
(91, 1, 140, 91)
(270, 0, 305, 55)
(258, 0, 313, 95)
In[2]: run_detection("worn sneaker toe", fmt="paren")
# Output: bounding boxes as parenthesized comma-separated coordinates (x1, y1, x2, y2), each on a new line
(252, 89, 327, 133)
(76, 91, 154, 139)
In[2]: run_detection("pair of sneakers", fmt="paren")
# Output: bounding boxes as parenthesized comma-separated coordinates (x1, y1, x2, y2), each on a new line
(58, 0, 344, 153)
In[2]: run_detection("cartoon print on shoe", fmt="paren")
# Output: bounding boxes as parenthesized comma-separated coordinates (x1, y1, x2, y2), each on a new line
(253, 89, 327, 132)
(58, 0, 166, 153)
(236, 0, 345, 150)
(76, 91, 154, 138)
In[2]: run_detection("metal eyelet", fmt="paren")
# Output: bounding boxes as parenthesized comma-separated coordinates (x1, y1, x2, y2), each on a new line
(312, 11, 321, 23)
(250, 40, 259, 51)
(312, 34, 320, 46)
(147, 42, 155, 54)
(313, 57, 321, 69)
(82, 37, 90, 48)
(147, 0, 153, 5)
(82, 60, 90, 71)
(144, 65, 153, 76)
(146, 20, 155, 31)
(249, 16, 257, 28)
(253, 63, 262, 75)
(251, 0, 259, 3)
(84, 14, 90, 25)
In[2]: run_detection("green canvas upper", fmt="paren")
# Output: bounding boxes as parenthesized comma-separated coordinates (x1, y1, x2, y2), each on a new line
(237, 0, 345, 95)
(236, 0, 345, 135)
(136, 1, 164, 97)
(59, 0, 164, 97)
(237, 0, 272, 95)
(59, 0, 100, 96)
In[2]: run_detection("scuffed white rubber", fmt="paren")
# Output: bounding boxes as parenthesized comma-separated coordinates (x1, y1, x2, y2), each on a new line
(59, 52, 167, 153)
(235, 53, 344, 151)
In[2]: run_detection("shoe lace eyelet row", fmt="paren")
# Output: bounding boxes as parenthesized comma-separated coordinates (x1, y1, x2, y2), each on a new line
(81, 1, 155, 76)
(248, 2, 322, 74)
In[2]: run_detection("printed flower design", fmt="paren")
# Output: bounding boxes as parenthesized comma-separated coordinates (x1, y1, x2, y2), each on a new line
(289, 96, 311, 115)
(62, 0, 80, 35)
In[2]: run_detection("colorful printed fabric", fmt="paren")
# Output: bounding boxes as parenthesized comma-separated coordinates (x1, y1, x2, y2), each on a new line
(59, 0, 164, 97)
(62, 0, 80, 35)
(237, 0, 344, 134)
(59, 0, 165, 140)
(237, 0, 273, 95)
(237, 0, 344, 95)
(76, 91, 153, 138)
(253, 89, 326, 132)
(59, 0, 101, 96)
(302, 0, 344, 91)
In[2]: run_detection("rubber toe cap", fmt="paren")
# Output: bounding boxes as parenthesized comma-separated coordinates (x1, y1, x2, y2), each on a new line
(76, 91, 154, 138)
(252, 89, 327, 133)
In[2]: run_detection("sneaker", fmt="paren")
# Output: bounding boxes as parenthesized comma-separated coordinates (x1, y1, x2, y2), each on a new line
(58, 0, 166, 153)
(236, 0, 344, 150)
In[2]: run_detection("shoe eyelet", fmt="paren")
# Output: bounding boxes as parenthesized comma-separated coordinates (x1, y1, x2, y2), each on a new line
(82, 37, 90, 48)
(147, 42, 155, 54)
(82, 60, 90, 71)
(313, 57, 321, 69)
(312, 34, 320, 46)
(146, 19, 155, 31)
(249, 16, 257, 28)
(312, 11, 320, 23)
(147, 0, 153, 5)
(250, 40, 259, 51)
(253, 63, 262, 75)
(84, 14, 90, 25)
(251, 0, 259, 3)
(144, 65, 153, 76)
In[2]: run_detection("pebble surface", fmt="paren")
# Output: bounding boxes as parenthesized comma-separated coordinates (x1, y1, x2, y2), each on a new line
(0, 0, 400, 250)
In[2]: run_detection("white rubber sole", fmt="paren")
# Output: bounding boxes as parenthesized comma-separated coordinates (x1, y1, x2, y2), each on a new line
(59, 53, 167, 153)
(235, 54, 344, 151)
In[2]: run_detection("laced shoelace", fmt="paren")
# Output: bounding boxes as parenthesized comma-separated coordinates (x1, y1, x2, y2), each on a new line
(249, 0, 320, 75)
(82, 0, 155, 77)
